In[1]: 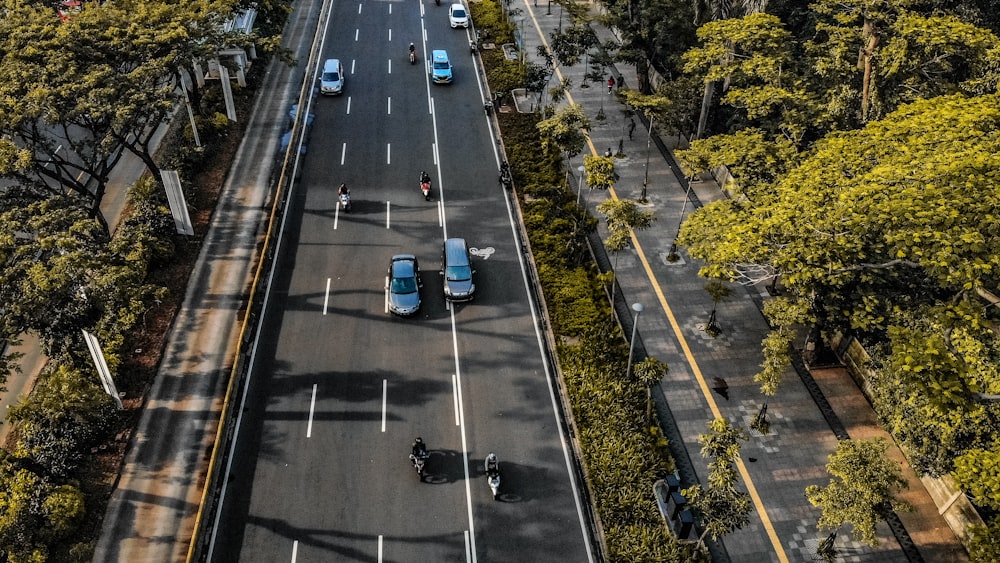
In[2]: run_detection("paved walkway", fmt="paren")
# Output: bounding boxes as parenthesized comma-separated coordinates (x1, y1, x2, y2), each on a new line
(511, 1, 967, 561)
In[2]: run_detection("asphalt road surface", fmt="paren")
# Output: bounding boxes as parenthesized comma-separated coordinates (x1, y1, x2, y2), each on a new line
(209, 1, 594, 561)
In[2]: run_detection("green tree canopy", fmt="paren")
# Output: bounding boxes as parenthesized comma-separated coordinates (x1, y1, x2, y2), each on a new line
(806, 438, 911, 547)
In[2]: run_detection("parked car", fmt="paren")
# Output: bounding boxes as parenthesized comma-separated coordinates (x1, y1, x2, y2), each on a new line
(387, 255, 422, 316)
(319, 58, 344, 95)
(431, 50, 453, 84)
(448, 3, 469, 28)
(441, 238, 475, 301)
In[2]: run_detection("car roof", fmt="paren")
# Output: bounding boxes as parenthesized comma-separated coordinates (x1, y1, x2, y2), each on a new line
(391, 254, 417, 275)
(450, 3, 465, 10)
(432, 50, 449, 61)
(324, 58, 340, 67)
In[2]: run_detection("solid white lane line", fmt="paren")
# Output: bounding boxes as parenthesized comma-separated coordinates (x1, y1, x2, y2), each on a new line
(381, 379, 388, 432)
(387, 96, 391, 115)
(464, 531, 471, 563)
(386, 201, 391, 229)
(386, 143, 391, 165)
(323, 278, 331, 315)
(433, 142, 438, 166)
(340, 143, 346, 165)
(452, 374, 460, 426)
(378, 535, 383, 562)
(306, 384, 317, 438)
(450, 308, 477, 562)
(384, 277, 390, 313)
(438, 200, 444, 227)
(291, 540, 298, 562)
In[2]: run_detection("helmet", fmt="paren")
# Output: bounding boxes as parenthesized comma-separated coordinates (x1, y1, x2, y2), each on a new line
(415, 437, 423, 443)
(487, 452, 496, 462)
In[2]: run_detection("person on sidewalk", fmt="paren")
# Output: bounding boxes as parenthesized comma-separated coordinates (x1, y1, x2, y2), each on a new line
(607, 77, 614, 94)
(616, 75, 624, 90)
(628, 118, 636, 140)
(604, 148, 612, 158)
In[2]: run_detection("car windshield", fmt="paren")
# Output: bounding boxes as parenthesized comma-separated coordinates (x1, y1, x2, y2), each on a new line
(446, 266, 471, 282)
(433, 60, 449, 70)
(453, 8, 466, 16)
(322, 70, 340, 81)
(391, 276, 417, 294)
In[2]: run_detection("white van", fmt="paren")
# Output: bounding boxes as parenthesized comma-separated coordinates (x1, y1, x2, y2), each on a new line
(319, 58, 344, 95)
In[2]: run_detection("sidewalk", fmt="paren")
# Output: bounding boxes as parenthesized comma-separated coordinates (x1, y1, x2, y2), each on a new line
(515, 1, 967, 561)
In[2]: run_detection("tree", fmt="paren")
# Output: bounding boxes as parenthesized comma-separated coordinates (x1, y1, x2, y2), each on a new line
(597, 198, 655, 312)
(678, 93, 1000, 393)
(682, 13, 820, 142)
(682, 418, 752, 551)
(0, 454, 88, 562)
(8, 365, 117, 479)
(954, 448, 1000, 511)
(806, 438, 911, 547)
(583, 153, 615, 190)
(536, 103, 591, 162)
(0, 0, 251, 231)
(703, 279, 731, 336)
(618, 89, 672, 200)
(0, 197, 109, 358)
(808, 0, 1000, 123)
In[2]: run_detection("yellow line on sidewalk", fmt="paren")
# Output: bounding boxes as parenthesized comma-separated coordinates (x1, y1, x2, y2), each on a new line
(523, 5, 789, 561)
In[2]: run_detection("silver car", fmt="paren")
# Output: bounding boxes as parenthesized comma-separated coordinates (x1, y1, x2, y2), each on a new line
(387, 255, 422, 316)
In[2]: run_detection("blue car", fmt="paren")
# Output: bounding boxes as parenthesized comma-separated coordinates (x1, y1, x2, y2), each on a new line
(431, 50, 453, 84)
(387, 255, 422, 316)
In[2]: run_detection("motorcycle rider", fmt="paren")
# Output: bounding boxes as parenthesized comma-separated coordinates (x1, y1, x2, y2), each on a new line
(338, 183, 350, 196)
(409, 42, 416, 61)
(485, 452, 499, 477)
(411, 437, 427, 460)
(420, 171, 431, 186)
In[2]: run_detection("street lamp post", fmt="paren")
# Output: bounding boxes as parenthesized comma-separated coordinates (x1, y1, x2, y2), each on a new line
(641, 116, 654, 201)
(625, 302, 644, 381)
(576, 164, 585, 205)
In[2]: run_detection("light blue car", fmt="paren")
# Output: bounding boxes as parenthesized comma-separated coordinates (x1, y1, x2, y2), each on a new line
(431, 50, 453, 84)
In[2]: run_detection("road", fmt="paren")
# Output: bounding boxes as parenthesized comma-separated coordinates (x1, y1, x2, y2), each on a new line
(209, 0, 594, 562)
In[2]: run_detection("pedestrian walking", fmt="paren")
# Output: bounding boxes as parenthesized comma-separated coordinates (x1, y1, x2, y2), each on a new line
(628, 118, 636, 140)
(607, 77, 614, 94)
(616, 75, 624, 90)
(605, 147, 612, 158)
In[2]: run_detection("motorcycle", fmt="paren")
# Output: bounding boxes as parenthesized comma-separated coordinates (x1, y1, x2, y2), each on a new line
(419, 174, 432, 201)
(487, 469, 500, 499)
(485, 454, 501, 499)
(339, 191, 351, 212)
(410, 451, 429, 480)
(409, 50, 416, 64)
